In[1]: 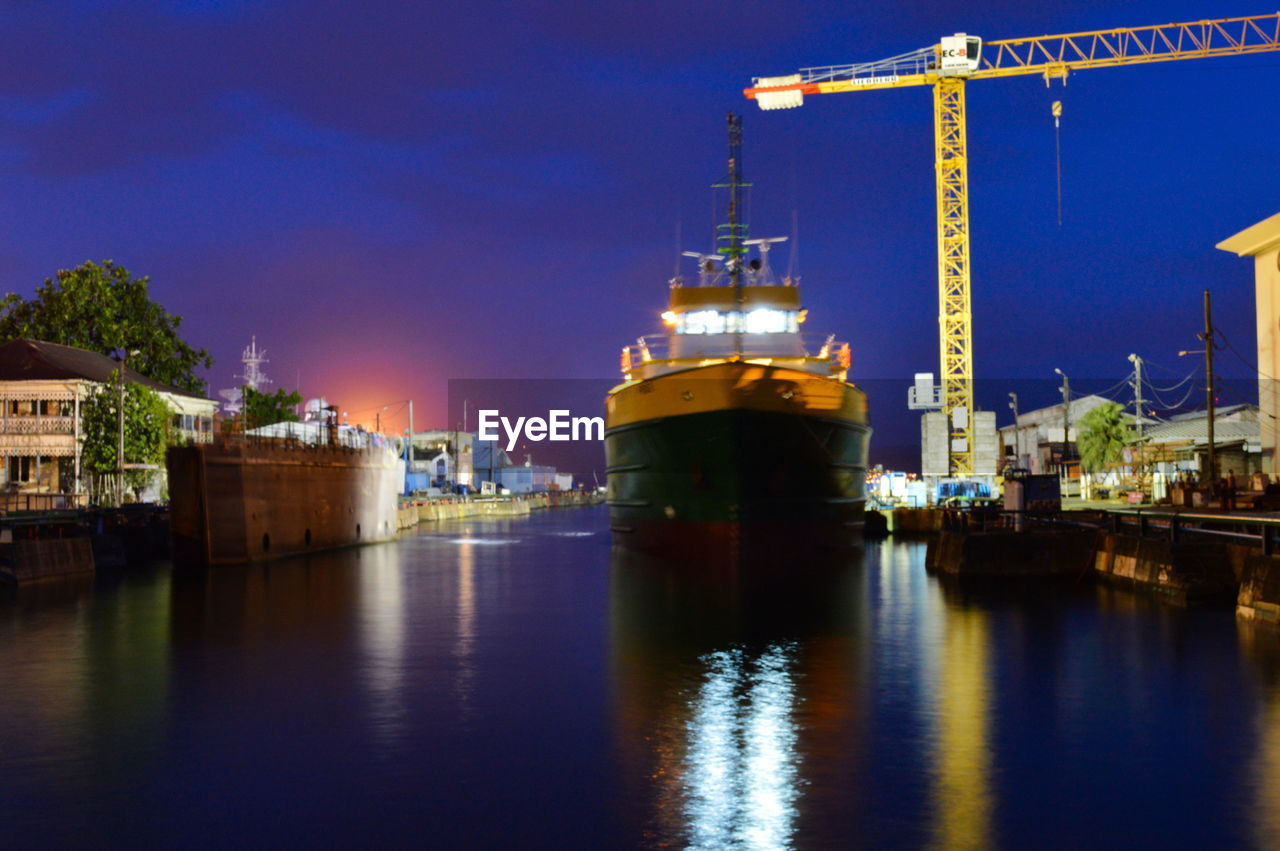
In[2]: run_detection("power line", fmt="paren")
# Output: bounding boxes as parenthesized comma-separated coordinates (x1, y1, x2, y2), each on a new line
(1087, 370, 1136, 402)
(1215, 325, 1278, 381)
(1144, 364, 1202, 411)
(1143, 369, 1196, 394)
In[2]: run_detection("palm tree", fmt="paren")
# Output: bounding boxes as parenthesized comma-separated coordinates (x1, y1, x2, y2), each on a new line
(1076, 401, 1136, 474)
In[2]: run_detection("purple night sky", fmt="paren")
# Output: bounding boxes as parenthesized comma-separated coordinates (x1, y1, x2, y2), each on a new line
(1, 0, 1276, 449)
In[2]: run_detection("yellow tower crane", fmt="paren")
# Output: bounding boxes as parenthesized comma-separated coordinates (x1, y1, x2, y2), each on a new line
(747, 13, 1280, 478)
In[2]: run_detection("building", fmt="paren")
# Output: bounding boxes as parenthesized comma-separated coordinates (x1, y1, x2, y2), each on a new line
(1141, 404, 1262, 480)
(409, 429, 473, 488)
(472, 442, 511, 489)
(0, 339, 216, 503)
(999, 394, 1117, 475)
(403, 429, 572, 495)
(493, 461, 558, 494)
(1218, 212, 1280, 477)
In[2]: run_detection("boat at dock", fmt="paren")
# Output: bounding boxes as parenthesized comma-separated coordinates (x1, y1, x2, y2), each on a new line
(167, 421, 402, 566)
(604, 113, 871, 557)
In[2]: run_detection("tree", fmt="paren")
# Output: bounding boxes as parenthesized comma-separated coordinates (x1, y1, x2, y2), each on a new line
(1076, 401, 1136, 474)
(242, 386, 302, 429)
(0, 260, 213, 394)
(79, 371, 170, 503)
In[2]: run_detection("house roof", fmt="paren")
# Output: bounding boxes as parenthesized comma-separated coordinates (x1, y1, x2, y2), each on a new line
(1217, 210, 1280, 257)
(1163, 403, 1254, 423)
(1143, 417, 1259, 446)
(0, 338, 205, 398)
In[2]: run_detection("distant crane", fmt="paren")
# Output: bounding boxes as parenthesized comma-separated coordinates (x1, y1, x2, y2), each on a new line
(747, 13, 1280, 477)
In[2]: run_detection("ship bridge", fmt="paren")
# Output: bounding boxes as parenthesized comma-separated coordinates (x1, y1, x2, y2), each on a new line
(621, 285, 851, 383)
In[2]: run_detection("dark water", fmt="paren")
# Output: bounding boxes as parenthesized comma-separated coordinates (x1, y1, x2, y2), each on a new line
(3, 504, 1280, 848)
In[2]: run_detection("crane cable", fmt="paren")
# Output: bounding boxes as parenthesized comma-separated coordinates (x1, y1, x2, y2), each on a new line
(1052, 100, 1063, 227)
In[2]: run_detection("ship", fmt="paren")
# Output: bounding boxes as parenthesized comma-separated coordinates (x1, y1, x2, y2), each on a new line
(604, 113, 871, 557)
(167, 417, 403, 566)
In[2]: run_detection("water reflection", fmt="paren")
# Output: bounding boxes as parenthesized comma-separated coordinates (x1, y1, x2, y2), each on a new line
(453, 534, 478, 722)
(609, 546, 865, 848)
(611, 541, 1005, 848)
(358, 544, 407, 748)
(929, 603, 993, 850)
(685, 644, 800, 849)
(0, 570, 172, 843)
(1237, 621, 1280, 848)
(8, 511, 1280, 846)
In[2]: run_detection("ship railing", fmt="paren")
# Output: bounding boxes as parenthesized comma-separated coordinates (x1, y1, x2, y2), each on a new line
(620, 334, 852, 377)
(216, 425, 391, 452)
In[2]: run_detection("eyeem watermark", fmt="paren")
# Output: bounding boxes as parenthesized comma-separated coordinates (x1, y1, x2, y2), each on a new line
(478, 409, 604, 451)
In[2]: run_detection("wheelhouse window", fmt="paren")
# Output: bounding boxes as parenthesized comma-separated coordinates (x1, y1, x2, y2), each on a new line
(673, 308, 799, 335)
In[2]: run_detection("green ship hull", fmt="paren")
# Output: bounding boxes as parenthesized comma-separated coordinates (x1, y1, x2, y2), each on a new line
(606, 406, 870, 557)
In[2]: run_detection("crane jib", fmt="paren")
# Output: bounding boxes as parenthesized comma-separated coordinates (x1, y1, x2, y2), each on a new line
(746, 12, 1280, 480)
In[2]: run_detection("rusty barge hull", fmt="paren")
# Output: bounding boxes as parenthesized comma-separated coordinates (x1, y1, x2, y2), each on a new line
(167, 438, 401, 566)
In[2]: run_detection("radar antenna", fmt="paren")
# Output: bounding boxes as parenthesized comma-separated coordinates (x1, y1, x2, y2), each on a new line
(238, 336, 270, 391)
(712, 112, 752, 286)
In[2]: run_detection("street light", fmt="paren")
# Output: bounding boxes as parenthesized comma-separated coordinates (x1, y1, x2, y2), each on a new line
(113, 350, 141, 504)
(1054, 368, 1071, 472)
(1008, 392, 1020, 468)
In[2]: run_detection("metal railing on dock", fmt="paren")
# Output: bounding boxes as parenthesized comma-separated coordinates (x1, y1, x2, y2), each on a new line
(0, 491, 88, 513)
(942, 504, 1280, 553)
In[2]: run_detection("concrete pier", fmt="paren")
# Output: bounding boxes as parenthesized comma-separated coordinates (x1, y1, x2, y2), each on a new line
(0, 538, 95, 584)
(926, 528, 1095, 577)
(1092, 533, 1237, 606)
(908, 504, 1280, 610)
(402, 492, 603, 529)
(1237, 549, 1280, 624)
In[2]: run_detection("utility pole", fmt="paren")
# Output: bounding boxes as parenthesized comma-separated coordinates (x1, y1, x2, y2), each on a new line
(1008, 392, 1020, 468)
(406, 399, 414, 492)
(1129, 353, 1145, 477)
(1054, 368, 1071, 472)
(1202, 289, 1216, 486)
(114, 349, 139, 507)
(116, 366, 125, 507)
(1179, 292, 1218, 486)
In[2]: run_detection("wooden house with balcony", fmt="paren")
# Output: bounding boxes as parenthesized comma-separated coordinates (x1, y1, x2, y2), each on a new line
(0, 339, 216, 508)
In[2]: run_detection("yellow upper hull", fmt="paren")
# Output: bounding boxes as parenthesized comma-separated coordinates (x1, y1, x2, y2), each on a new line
(606, 361, 867, 430)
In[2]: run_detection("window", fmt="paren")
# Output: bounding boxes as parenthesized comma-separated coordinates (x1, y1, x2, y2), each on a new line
(674, 309, 799, 335)
(8, 457, 31, 482)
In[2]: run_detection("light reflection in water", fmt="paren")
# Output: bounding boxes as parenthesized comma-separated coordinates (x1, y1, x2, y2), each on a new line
(454, 534, 477, 722)
(1252, 688, 1280, 847)
(929, 594, 993, 851)
(685, 643, 800, 850)
(1240, 622, 1280, 848)
(358, 547, 407, 747)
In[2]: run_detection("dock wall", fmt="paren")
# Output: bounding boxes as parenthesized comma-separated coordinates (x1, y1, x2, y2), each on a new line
(401, 492, 602, 529)
(1237, 549, 1280, 624)
(926, 528, 1095, 577)
(0, 538, 95, 584)
(915, 507, 1252, 608)
(1091, 533, 1238, 606)
(888, 508, 944, 535)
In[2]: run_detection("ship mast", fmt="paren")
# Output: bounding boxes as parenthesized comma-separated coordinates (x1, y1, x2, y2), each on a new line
(713, 112, 751, 287)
